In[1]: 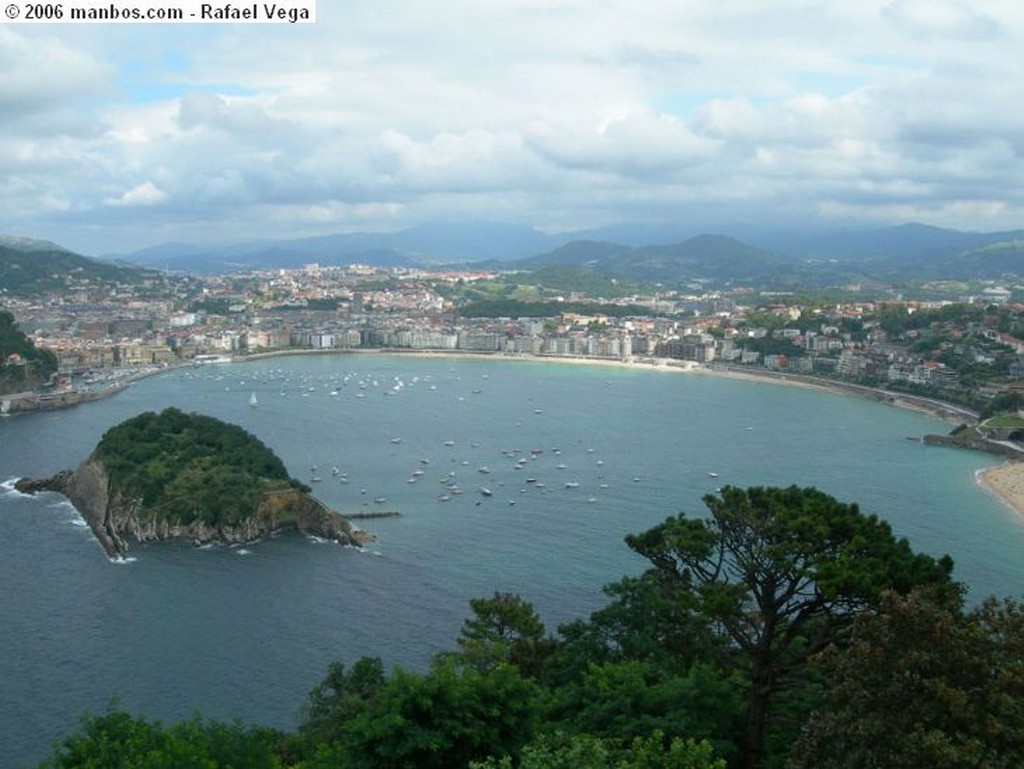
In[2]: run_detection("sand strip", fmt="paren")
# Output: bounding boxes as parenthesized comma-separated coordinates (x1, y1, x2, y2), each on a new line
(978, 462, 1024, 518)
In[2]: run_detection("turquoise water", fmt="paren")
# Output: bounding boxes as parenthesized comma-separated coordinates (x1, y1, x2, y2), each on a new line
(1, 354, 1021, 765)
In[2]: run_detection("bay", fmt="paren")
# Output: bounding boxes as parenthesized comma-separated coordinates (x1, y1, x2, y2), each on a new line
(1, 354, 1022, 766)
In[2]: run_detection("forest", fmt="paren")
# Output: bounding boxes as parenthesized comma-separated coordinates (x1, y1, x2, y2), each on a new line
(93, 407, 306, 527)
(37, 485, 1024, 769)
(0, 311, 57, 395)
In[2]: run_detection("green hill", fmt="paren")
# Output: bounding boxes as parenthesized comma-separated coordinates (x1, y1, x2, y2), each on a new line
(0, 237, 161, 296)
(0, 310, 57, 394)
(94, 407, 304, 527)
(519, 235, 794, 285)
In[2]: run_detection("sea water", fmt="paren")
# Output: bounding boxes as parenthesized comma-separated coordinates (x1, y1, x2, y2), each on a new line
(1, 355, 1021, 766)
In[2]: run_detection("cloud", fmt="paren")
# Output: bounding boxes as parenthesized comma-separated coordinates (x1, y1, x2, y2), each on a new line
(3, 2, 1024, 253)
(881, 0, 1003, 40)
(105, 181, 168, 207)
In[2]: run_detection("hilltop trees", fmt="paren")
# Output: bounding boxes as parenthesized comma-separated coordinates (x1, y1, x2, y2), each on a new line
(39, 484, 983, 769)
(624, 485, 955, 769)
(790, 587, 1024, 768)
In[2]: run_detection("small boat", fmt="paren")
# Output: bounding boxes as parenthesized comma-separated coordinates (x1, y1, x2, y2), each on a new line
(479, 487, 493, 497)
(708, 472, 719, 478)
(565, 481, 580, 489)
(478, 466, 491, 474)
(249, 392, 258, 407)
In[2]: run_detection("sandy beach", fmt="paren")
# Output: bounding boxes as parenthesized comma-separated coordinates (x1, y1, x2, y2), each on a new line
(978, 462, 1024, 518)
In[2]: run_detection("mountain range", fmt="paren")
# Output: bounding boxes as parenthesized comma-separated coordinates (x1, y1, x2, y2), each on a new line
(2, 222, 1023, 295)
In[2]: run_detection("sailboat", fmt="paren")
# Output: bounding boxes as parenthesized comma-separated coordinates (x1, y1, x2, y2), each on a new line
(249, 392, 258, 407)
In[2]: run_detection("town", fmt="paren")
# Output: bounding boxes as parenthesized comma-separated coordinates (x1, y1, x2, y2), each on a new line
(3, 259, 1022, 419)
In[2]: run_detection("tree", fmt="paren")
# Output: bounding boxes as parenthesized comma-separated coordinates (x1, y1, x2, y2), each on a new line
(450, 592, 556, 677)
(300, 656, 385, 745)
(39, 707, 286, 768)
(790, 587, 1024, 768)
(470, 730, 727, 769)
(543, 659, 742, 762)
(341, 660, 538, 769)
(625, 485, 955, 769)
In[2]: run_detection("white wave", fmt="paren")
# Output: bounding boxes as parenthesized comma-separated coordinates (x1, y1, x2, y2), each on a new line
(110, 555, 138, 564)
(307, 534, 328, 544)
(0, 477, 30, 498)
(234, 548, 253, 556)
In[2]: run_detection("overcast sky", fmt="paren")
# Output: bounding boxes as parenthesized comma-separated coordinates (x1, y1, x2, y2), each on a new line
(2, 1, 1023, 254)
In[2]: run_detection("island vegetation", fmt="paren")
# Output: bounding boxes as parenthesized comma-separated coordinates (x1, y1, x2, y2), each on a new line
(93, 407, 306, 528)
(15, 408, 368, 557)
(36, 484, 1024, 769)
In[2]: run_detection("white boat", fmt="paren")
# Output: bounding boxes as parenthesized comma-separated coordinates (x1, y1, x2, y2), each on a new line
(479, 487, 493, 496)
(249, 392, 258, 407)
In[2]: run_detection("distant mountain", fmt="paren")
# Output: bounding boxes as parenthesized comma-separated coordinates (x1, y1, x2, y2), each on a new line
(517, 234, 795, 285)
(741, 222, 1024, 275)
(0, 235, 76, 255)
(0, 237, 160, 296)
(120, 222, 574, 274)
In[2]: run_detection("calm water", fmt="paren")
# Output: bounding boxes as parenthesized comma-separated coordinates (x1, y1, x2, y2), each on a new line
(2, 354, 1022, 766)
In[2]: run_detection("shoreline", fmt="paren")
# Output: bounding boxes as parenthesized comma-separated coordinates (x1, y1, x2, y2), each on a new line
(977, 462, 1024, 519)
(11, 349, 979, 427)
(10, 347, 1018, 514)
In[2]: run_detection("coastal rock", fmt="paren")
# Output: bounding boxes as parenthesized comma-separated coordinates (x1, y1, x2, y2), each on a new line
(16, 458, 371, 559)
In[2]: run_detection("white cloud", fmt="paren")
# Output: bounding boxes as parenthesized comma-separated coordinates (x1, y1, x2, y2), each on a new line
(3, 2, 1024, 253)
(105, 181, 168, 207)
(881, 0, 1003, 40)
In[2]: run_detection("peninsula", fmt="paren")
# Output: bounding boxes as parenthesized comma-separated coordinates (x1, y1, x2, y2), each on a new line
(15, 407, 371, 558)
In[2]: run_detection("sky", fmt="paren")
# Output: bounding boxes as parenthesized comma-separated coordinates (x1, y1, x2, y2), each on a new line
(2, 0, 1024, 255)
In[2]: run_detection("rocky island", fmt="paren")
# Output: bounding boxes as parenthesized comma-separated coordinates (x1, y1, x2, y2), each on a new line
(15, 407, 372, 558)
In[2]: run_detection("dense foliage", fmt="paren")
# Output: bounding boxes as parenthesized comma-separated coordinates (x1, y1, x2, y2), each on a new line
(40, 485, 1024, 769)
(0, 310, 57, 394)
(93, 407, 302, 526)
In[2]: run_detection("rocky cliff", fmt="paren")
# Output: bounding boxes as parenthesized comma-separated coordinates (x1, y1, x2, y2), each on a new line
(16, 458, 372, 559)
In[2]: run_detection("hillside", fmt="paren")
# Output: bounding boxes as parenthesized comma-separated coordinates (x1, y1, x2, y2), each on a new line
(0, 237, 162, 296)
(0, 310, 57, 395)
(518, 234, 795, 285)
